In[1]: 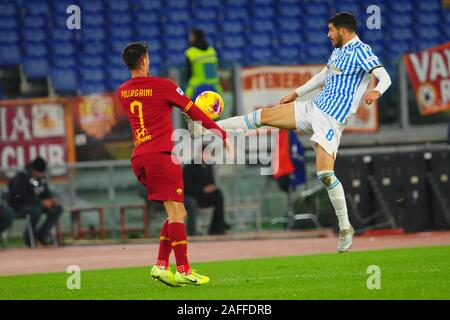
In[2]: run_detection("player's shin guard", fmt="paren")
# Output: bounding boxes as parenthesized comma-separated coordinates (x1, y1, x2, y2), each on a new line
(216, 109, 262, 132)
(168, 222, 191, 274)
(156, 219, 171, 269)
(317, 170, 351, 230)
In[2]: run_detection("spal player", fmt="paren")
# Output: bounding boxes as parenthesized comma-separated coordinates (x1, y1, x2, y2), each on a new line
(187, 12, 392, 252)
(117, 42, 231, 286)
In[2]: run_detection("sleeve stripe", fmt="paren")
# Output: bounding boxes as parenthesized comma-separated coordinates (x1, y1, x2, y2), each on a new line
(183, 101, 193, 112)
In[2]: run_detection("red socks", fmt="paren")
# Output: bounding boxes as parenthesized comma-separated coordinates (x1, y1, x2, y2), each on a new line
(168, 222, 191, 274)
(155, 220, 171, 269)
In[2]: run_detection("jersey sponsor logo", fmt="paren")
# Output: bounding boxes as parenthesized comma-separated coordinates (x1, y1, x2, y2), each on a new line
(176, 87, 185, 96)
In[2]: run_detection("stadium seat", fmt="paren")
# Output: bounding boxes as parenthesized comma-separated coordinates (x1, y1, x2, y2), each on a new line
(80, 54, 104, 68)
(225, 0, 248, 8)
(248, 33, 272, 47)
(23, 57, 49, 80)
(0, 2, 18, 17)
(0, 17, 18, 30)
(360, 30, 384, 43)
(24, 1, 50, 16)
(278, 32, 303, 47)
(80, 81, 108, 95)
(415, 0, 441, 12)
(193, 0, 222, 9)
(219, 48, 245, 63)
(82, 27, 106, 42)
(304, 32, 329, 45)
(251, 19, 276, 34)
(108, 25, 134, 40)
(50, 68, 78, 94)
(0, 44, 21, 66)
(164, 50, 186, 66)
(247, 46, 274, 65)
(192, 8, 219, 22)
(79, 67, 105, 83)
(221, 34, 246, 49)
(277, 18, 301, 32)
(51, 54, 76, 68)
(276, 46, 301, 65)
(164, 37, 188, 52)
(81, 41, 106, 55)
(221, 20, 245, 34)
(162, 23, 188, 37)
(388, 27, 414, 42)
(303, 15, 329, 31)
(83, 13, 105, 27)
(106, 54, 125, 67)
(106, 0, 131, 12)
(303, 1, 329, 16)
(22, 14, 47, 29)
(22, 29, 47, 43)
(304, 44, 331, 63)
(109, 40, 133, 54)
(415, 13, 441, 26)
(50, 41, 77, 57)
(277, 4, 301, 18)
(0, 30, 19, 44)
(389, 0, 414, 12)
(386, 12, 413, 27)
(78, 0, 104, 14)
(107, 12, 133, 26)
(23, 42, 48, 58)
(415, 39, 442, 51)
(167, 0, 190, 9)
(51, 1, 77, 15)
(134, 11, 161, 25)
(223, 7, 249, 22)
(416, 26, 441, 41)
(50, 28, 75, 42)
(164, 9, 191, 24)
(252, 6, 275, 19)
(133, 0, 163, 11)
(106, 66, 129, 89)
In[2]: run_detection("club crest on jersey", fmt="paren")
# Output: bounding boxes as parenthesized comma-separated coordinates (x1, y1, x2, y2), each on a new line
(176, 87, 185, 96)
(329, 65, 343, 75)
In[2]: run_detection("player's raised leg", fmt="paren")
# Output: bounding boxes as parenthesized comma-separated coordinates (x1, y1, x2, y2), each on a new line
(315, 145, 354, 253)
(185, 103, 297, 137)
(164, 201, 210, 285)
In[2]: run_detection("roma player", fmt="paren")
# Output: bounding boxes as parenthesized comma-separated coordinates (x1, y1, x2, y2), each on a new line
(117, 42, 230, 286)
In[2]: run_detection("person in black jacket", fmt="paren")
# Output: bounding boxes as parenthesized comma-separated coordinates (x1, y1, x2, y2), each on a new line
(0, 204, 14, 236)
(7, 157, 63, 246)
(182, 153, 230, 235)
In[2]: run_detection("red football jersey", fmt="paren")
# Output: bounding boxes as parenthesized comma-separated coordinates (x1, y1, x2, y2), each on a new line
(117, 76, 226, 158)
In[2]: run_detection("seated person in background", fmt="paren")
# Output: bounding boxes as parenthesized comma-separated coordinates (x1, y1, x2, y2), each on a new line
(7, 157, 63, 246)
(0, 204, 14, 236)
(182, 151, 230, 235)
(137, 185, 200, 236)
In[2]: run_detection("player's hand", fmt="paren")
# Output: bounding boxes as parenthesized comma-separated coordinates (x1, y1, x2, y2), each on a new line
(224, 137, 234, 161)
(365, 90, 381, 105)
(279, 91, 298, 104)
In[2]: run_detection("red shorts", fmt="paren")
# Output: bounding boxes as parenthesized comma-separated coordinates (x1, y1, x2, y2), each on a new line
(131, 152, 184, 203)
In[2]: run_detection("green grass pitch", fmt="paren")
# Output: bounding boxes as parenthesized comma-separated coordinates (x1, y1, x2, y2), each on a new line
(1, 245, 449, 300)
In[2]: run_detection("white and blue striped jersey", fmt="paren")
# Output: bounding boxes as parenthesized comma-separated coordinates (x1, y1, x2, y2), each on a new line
(313, 36, 383, 123)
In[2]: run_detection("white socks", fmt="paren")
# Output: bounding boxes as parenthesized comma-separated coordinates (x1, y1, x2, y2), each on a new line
(317, 170, 351, 230)
(216, 109, 262, 132)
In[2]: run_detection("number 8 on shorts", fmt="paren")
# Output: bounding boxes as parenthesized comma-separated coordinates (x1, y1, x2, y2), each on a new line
(326, 129, 334, 141)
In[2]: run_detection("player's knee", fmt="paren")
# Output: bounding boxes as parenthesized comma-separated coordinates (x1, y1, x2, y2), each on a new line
(317, 171, 339, 189)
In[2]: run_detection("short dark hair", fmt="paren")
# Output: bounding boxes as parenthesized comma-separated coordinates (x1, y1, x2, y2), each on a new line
(122, 42, 149, 70)
(31, 157, 46, 172)
(328, 12, 357, 32)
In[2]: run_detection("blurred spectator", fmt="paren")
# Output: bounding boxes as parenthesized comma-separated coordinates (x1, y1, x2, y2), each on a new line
(0, 204, 14, 236)
(183, 152, 230, 235)
(138, 185, 201, 236)
(7, 157, 63, 246)
(185, 28, 223, 100)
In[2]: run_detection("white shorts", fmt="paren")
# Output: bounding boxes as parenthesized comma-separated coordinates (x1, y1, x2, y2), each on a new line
(293, 100, 346, 159)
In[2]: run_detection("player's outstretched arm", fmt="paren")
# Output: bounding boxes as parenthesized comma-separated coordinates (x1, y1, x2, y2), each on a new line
(279, 67, 328, 104)
(365, 67, 392, 105)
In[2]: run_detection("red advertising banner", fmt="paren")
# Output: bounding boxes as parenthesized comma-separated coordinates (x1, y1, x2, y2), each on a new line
(0, 98, 75, 182)
(403, 42, 450, 115)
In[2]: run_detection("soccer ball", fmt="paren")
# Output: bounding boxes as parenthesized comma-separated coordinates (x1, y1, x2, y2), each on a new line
(194, 91, 224, 120)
